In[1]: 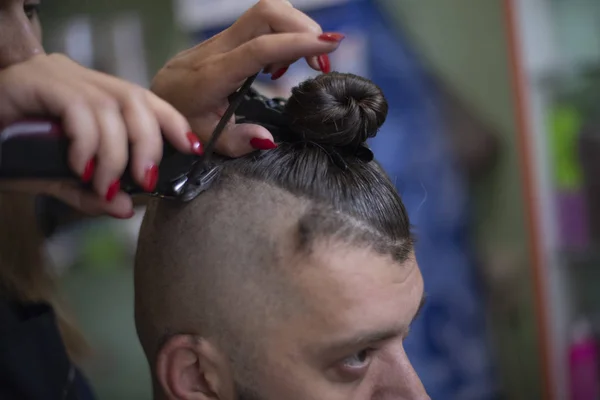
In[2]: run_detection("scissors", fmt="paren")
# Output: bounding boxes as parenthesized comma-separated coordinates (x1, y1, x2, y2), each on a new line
(0, 73, 288, 202)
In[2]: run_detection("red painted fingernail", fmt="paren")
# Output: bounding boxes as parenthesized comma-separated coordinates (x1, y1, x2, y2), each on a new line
(318, 54, 331, 73)
(105, 180, 120, 202)
(143, 164, 159, 193)
(109, 210, 135, 219)
(318, 32, 345, 42)
(186, 132, 204, 155)
(82, 158, 95, 183)
(271, 66, 289, 80)
(250, 138, 277, 150)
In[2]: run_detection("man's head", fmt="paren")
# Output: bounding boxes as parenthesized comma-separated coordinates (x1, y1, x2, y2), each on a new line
(135, 73, 429, 400)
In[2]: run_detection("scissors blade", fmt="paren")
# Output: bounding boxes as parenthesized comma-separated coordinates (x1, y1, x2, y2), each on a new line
(179, 73, 259, 200)
(202, 73, 259, 164)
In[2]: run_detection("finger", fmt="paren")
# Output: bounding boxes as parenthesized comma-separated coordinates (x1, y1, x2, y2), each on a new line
(43, 181, 134, 217)
(269, 49, 330, 77)
(264, 58, 299, 79)
(144, 92, 196, 155)
(80, 69, 193, 157)
(309, 32, 345, 71)
(270, 64, 290, 80)
(70, 77, 131, 199)
(222, 0, 322, 49)
(92, 100, 128, 202)
(307, 56, 321, 71)
(189, 115, 275, 158)
(0, 67, 102, 181)
(59, 98, 100, 182)
(218, 32, 342, 88)
(78, 191, 134, 218)
(119, 90, 163, 192)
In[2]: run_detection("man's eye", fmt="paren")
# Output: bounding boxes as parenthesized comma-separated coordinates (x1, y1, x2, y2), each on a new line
(341, 349, 372, 369)
(328, 348, 376, 383)
(24, 4, 40, 20)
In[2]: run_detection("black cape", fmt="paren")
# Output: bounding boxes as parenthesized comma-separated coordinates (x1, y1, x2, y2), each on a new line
(0, 300, 95, 400)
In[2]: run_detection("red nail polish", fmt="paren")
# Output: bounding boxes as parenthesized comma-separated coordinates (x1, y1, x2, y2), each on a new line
(271, 66, 289, 81)
(109, 210, 135, 219)
(82, 159, 95, 183)
(105, 180, 121, 202)
(318, 32, 345, 42)
(250, 138, 277, 150)
(143, 164, 159, 192)
(318, 54, 331, 74)
(186, 132, 204, 155)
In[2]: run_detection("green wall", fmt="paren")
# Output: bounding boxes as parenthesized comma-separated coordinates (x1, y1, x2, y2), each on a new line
(41, 0, 187, 76)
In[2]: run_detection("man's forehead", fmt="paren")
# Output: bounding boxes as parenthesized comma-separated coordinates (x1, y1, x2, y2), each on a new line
(270, 245, 424, 360)
(288, 244, 423, 327)
(294, 242, 419, 288)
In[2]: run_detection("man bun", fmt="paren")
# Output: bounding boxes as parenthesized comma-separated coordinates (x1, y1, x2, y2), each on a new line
(283, 72, 388, 148)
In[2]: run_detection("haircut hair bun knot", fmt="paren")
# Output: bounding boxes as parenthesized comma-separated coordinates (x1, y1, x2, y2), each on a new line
(284, 72, 388, 148)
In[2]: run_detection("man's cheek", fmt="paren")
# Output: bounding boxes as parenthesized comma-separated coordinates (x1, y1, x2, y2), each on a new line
(268, 373, 359, 400)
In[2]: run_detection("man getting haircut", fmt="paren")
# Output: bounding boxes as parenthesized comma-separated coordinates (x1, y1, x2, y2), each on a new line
(135, 72, 430, 400)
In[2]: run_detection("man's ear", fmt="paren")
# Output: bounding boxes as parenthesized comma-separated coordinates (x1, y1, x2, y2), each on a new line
(156, 334, 233, 400)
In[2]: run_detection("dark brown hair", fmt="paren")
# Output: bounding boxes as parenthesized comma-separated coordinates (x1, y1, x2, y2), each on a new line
(221, 72, 411, 257)
(284, 72, 388, 147)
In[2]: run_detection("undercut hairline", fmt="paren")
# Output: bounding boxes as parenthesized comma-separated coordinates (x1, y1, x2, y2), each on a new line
(217, 173, 414, 263)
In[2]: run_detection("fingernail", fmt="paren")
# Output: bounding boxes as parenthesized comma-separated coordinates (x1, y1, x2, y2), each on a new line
(318, 32, 345, 42)
(318, 54, 331, 74)
(105, 180, 121, 202)
(250, 138, 277, 150)
(143, 164, 159, 193)
(82, 158, 95, 183)
(186, 132, 204, 155)
(271, 66, 289, 81)
(109, 210, 135, 219)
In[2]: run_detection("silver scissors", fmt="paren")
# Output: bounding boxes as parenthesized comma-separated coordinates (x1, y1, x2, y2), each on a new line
(169, 73, 259, 202)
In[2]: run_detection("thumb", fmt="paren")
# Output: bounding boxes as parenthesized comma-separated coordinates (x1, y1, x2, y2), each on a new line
(44, 181, 134, 218)
(227, 123, 277, 156)
(191, 115, 275, 157)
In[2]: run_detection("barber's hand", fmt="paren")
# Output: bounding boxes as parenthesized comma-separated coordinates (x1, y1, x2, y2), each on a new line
(0, 54, 197, 218)
(151, 0, 344, 157)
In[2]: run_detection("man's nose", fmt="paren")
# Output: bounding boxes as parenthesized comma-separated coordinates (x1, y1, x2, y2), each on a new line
(396, 361, 430, 400)
(0, 16, 43, 68)
(380, 344, 431, 400)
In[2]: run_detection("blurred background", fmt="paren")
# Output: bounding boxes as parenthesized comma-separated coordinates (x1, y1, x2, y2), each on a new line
(33, 0, 600, 399)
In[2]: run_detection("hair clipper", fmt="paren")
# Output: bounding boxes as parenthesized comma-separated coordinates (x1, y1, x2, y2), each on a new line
(0, 119, 203, 199)
(0, 88, 289, 201)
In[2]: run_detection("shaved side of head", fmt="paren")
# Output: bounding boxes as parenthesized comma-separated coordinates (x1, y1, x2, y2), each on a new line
(136, 172, 412, 340)
(135, 177, 306, 372)
(135, 174, 413, 383)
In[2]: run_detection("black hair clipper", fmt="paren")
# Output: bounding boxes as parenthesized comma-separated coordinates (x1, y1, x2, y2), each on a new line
(0, 119, 200, 199)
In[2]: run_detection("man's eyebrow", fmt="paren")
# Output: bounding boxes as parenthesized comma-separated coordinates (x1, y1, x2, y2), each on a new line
(314, 294, 427, 356)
